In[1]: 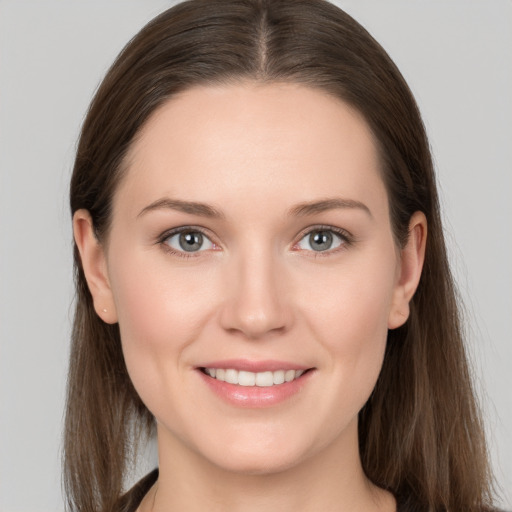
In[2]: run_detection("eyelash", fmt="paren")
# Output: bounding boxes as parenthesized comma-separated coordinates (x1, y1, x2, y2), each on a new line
(157, 225, 354, 259)
(157, 226, 216, 259)
(293, 225, 353, 258)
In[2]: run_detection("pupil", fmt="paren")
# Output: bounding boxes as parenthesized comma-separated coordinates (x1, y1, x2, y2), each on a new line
(179, 232, 203, 252)
(311, 231, 332, 251)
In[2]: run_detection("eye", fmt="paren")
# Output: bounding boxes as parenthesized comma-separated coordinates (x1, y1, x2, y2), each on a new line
(164, 229, 215, 253)
(296, 228, 347, 252)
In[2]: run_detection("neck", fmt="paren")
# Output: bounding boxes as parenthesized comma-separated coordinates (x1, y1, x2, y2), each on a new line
(141, 419, 395, 512)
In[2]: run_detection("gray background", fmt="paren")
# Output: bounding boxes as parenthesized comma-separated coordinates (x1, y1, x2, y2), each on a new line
(0, 1, 510, 510)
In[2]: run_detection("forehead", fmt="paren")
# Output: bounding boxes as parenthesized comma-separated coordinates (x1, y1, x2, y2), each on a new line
(116, 82, 387, 218)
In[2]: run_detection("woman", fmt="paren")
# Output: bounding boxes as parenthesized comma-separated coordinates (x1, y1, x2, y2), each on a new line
(65, 1, 498, 511)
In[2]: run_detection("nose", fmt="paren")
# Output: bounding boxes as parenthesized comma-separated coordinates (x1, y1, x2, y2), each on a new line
(219, 248, 293, 340)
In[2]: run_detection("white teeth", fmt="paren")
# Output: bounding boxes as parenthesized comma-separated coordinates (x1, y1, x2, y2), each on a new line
(256, 371, 273, 387)
(225, 369, 238, 384)
(285, 369, 295, 382)
(204, 367, 307, 387)
(273, 370, 285, 385)
(238, 371, 256, 386)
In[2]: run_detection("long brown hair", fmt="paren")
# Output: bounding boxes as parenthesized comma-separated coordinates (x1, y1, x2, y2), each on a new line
(65, 1, 495, 511)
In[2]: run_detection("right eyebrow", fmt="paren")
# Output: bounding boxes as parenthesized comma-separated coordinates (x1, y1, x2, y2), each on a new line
(288, 197, 373, 219)
(137, 197, 225, 219)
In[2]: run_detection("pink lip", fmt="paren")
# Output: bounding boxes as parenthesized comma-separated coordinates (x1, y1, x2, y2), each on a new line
(197, 359, 310, 372)
(196, 361, 315, 408)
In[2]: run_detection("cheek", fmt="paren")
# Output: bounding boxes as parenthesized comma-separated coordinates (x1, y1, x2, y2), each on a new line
(107, 250, 220, 397)
(110, 251, 217, 340)
(297, 249, 397, 388)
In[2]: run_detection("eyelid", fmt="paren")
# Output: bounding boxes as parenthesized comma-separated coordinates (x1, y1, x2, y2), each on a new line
(156, 224, 353, 258)
(157, 225, 219, 257)
(292, 225, 354, 253)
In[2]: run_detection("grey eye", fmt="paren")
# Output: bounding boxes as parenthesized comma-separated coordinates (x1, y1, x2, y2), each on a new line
(165, 231, 214, 253)
(297, 230, 343, 252)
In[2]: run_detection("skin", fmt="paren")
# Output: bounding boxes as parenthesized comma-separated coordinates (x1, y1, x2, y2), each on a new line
(74, 82, 426, 511)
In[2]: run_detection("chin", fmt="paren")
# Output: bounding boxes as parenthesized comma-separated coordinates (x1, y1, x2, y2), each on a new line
(209, 446, 306, 476)
(190, 426, 319, 477)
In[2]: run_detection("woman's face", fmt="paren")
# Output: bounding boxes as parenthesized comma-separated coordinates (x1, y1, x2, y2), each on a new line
(79, 83, 423, 474)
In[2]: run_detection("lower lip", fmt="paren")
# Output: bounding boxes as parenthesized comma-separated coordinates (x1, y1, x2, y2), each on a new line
(198, 370, 314, 408)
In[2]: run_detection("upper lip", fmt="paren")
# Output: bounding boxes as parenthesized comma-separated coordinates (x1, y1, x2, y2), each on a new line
(197, 359, 312, 372)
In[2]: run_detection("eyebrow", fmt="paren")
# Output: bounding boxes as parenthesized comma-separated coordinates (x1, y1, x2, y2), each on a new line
(137, 198, 225, 219)
(137, 196, 372, 220)
(288, 198, 372, 218)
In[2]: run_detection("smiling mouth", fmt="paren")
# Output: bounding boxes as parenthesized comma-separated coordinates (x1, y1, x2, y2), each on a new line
(200, 368, 310, 387)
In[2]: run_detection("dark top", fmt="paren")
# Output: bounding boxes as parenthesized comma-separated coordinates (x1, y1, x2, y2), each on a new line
(117, 468, 505, 512)
(116, 469, 159, 512)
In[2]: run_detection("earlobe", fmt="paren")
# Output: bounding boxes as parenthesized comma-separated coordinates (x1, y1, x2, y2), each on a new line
(73, 209, 118, 324)
(388, 211, 427, 329)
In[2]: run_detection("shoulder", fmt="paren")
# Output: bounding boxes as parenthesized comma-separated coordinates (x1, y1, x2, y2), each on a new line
(115, 468, 159, 512)
(397, 507, 508, 512)
(396, 495, 508, 512)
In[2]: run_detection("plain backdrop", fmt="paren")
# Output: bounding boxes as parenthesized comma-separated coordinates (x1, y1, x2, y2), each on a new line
(0, 1, 510, 510)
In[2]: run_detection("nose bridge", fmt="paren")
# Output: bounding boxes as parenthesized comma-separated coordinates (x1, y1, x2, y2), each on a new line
(220, 240, 291, 339)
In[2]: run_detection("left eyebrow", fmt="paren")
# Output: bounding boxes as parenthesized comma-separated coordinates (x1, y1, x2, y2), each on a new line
(137, 197, 225, 219)
(287, 198, 373, 218)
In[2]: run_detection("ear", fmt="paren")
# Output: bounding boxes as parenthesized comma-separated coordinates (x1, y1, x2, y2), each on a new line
(73, 209, 118, 324)
(388, 211, 427, 329)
